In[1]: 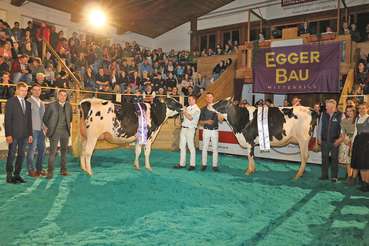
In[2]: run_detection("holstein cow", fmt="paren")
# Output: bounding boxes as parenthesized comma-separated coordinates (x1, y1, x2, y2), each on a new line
(212, 99, 318, 179)
(79, 97, 183, 175)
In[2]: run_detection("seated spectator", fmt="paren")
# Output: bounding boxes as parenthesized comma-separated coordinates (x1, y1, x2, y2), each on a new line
(129, 71, 141, 91)
(224, 44, 232, 54)
(12, 41, 20, 58)
(29, 57, 45, 79)
(292, 97, 302, 106)
(83, 66, 95, 90)
(97, 84, 114, 101)
(265, 99, 274, 107)
(11, 21, 22, 42)
(157, 87, 165, 97)
(272, 27, 282, 39)
(0, 41, 12, 60)
(55, 71, 69, 89)
(143, 84, 155, 104)
(324, 26, 334, 34)
(283, 99, 290, 107)
(224, 58, 232, 68)
(0, 55, 9, 76)
(207, 48, 215, 56)
(215, 44, 223, 55)
(258, 33, 265, 42)
(170, 86, 180, 101)
(118, 70, 129, 92)
(139, 59, 153, 77)
(95, 67, 110, 90)
(11, 55, 32, 84)
(165, 72, 177, 91)
(152, 72, 164, 92)
(0, 72, 14, 109)
(350, 24, 361, 42)
(233, 40, 239, 53)
(175, 64, 184, 80)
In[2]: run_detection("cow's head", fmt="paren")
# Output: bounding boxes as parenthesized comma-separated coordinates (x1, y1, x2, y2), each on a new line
(163, 97, 183, 117)
(212, 97, 233, 118)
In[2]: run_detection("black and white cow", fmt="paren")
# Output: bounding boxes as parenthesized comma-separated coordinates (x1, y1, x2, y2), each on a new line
(79, 97, 183, 175)
(212, 99, 318, 179)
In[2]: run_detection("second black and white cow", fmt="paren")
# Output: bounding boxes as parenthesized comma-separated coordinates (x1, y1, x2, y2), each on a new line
(79, 97, 183, 175)
(212, 99, 318, 179)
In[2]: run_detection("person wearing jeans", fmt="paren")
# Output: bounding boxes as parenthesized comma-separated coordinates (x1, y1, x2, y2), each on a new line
(26, 84, 46, 177)
(174, 95, 200, 171)
(199, 92, 224, 172)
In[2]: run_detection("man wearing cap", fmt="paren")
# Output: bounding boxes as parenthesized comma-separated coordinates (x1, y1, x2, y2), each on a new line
(174, 95, 201, 170)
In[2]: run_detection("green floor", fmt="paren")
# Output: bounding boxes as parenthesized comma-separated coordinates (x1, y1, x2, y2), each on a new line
(0, 149, 368, 246)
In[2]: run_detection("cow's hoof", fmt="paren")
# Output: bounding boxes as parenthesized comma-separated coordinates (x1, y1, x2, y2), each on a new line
(85, 170, 93, 176)
(145, 166, 153, 172)
(134, 166, 140, 171)
(245, 170, 255, 176)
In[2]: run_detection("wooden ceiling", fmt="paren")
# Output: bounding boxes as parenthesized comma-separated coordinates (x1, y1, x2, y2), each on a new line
(11, 0, 235, 37)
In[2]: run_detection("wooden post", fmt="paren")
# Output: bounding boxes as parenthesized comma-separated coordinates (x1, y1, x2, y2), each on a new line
(247, 10, 251, 42)
(337, 0, 341, 33)
(190, 18, 198, 52)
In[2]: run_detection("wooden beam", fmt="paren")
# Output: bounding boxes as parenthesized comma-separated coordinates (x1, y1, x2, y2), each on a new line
(190, 18, 198, 51)
(337, 0, 340, 33)
(247, 9, 251, 42)
(250, 9, 265, 22)
(10, 0, 26, 6)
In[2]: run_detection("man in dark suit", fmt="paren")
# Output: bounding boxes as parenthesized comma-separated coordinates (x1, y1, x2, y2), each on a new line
(43, 89, 72, 179)
(4, 82, 33, 184)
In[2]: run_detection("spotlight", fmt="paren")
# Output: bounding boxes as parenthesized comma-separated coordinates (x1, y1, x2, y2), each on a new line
(88, 9, 107, 27)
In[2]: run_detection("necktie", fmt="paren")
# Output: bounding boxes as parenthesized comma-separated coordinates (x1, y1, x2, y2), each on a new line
(21, 99, 25, 113)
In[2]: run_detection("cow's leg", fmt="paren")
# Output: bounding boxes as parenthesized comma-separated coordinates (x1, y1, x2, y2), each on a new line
(144, 141, 153, 172)
(295, 139, 309, 179)
(80, 137, 87, 172)
(134, 144, 142, 170)
(246, 144, 256, 175)
(84, 136, 98, 176)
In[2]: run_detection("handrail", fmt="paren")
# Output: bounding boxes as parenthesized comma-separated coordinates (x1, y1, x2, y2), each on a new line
(338, 69, 354, 112)
(43, 39, 81, 89)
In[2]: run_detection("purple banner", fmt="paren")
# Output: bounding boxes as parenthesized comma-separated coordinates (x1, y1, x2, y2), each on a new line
(253, 43, 340, 94)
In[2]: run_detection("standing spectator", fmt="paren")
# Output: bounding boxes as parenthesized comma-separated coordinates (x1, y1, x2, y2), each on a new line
(50, 26, 58, 49)
(283, 99, 290, 107)
(4, 82, 33, 184)
(199, 92, 224, 172)
(355, 61, 369, 92)
(43, 89, 73, 179)
(351, 103, 369, 191)
(26, 84, 46, 177)
(11, 21, 22, 42)
(174, 95, 201, 170)
(339, 106, 356, 184)
(83, 66, 96, 90)
(318, 99, 342, 182)
(291, 97, 302, 106)
(350, 24, 361, 42)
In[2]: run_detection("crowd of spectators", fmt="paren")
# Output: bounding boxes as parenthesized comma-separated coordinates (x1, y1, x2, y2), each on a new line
(0, 19, 214, 105)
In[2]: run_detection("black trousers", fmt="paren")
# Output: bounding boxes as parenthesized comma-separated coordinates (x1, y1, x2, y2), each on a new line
(48, 130, 69, 174)
(321, 141, 339, 179)
(6, 137, 27, 177)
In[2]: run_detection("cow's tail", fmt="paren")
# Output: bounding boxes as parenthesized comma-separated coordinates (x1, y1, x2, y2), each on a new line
(308, 108, 320, 152)
(79, 100, 91, 139)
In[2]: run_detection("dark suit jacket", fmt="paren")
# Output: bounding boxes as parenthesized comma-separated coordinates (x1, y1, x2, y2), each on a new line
(43, 101, 73, 138)
(5, 96, 33, 139)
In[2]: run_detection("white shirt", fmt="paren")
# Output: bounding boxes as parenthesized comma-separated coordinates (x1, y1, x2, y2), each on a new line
(17, 96, 26, 111)
(182, 104, 200, 129)
(353, 114, 369, 141)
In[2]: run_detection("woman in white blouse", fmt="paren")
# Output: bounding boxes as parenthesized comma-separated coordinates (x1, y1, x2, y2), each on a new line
(351, 103, 369, 192)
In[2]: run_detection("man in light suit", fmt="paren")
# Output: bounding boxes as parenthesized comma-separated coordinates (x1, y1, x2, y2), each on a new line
(174, 95, 200, 170)
(43, 89, 73, 179)
(26, 83, 47, 177)
(4, 82, 33, 184)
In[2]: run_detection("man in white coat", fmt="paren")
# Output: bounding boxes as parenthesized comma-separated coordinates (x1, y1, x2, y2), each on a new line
(174, 95, 200, 171)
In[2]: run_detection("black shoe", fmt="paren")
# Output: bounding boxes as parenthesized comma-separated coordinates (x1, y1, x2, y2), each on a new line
(14, 176, 26, 183)
(212, 166, 219, 172)
(359, 183, 369, 192)
(6, 176, 16, 184)
(201, 165, 207, 171)
(188, 166, 195, 171)
(174, 164, 185, 169)
(319, 176, 328, 181)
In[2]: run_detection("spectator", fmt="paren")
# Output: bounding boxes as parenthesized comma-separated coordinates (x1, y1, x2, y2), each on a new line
(129, 71, 141, 91)
(0, 55, 10, 76)
(165, 72, 177, 91)
(95, 67, 110, 90)
(11, 55, 32, 84)
(351, 103, 369, 192)
(291, 97, 302, 106)
(29, 57, 45, 80)
(0, 41, 13, 60)
(350, 24, 361, 42)
(283, 99, 290, 107)
(341, 21, 351, 35)
(212, 60, 224, 81)
(0, 72, 14, 112)
(11, 21, 22, 42)
(339, 105, 356, 184)
(215, 44, 223, 55)
(299, 21, 311, 35)
(355, 61, 369, 92)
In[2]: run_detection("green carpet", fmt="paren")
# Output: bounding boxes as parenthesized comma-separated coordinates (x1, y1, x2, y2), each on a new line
(0, 149, 368, 246)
